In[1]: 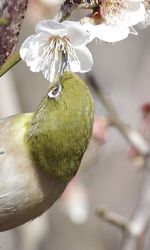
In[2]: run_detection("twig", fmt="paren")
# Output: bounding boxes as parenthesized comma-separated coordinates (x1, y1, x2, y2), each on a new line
(87, 74, 150, 250)
(96, 206, 128, 231)
(59, 0, 81, 22)
(87, 74, 150, 157)
(59, 0, 98, 22)
(0, 52, 21, 77)
(121, 157, 150, 250)
(0, 17, 8, 25)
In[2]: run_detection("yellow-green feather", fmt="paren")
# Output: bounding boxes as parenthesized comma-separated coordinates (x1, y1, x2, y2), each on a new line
(26, 72, 94, 181)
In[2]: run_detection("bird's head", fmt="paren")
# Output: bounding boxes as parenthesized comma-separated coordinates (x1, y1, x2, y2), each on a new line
(26, 72, 94, 181)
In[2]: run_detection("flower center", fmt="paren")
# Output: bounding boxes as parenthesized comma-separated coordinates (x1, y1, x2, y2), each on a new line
(100, 0, 127, 25)
(41, 36, 80, 82)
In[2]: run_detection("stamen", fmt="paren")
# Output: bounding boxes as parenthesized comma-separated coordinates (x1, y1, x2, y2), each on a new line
(100, 0, 128, 24)
(41, 36, 80, 82)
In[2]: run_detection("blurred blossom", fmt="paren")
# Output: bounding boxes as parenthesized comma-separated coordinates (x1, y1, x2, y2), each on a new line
(128, 102, 150, 167)
(61, 178, 89, 224)
(39, 0, 64, 5)
(81, 116, 108, 171)
(20, 20, 93, 83)
(140, 102, 150, 128)
(81, 0, 148, 42)
(60, 116, 108, 224)
(18, 213, 50, 250)
(27, 0, 61, 23)
(128, 146, 145, 168)
(138, 102, 150, 142)
(92, 116, 108, 144)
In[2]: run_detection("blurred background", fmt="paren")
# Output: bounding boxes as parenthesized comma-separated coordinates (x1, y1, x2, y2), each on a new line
(0, 0, 150, 249)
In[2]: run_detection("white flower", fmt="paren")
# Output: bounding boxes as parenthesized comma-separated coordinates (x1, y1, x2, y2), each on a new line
(136, 9, 150, 29)
(82, 0, 147, 42)
(39, 0, 64, 6)
(20, 20, 93, 83)
(61, 179, 89, 224)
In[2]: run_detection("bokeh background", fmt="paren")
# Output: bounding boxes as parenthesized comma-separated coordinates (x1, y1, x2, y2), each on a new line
(0, 0, 150, 249)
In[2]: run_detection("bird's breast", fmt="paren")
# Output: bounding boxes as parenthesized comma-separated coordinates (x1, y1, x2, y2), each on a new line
(0, 139, 66, 231)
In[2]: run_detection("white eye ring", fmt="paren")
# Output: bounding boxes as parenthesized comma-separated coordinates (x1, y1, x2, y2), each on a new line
(48, 84, 62, 99)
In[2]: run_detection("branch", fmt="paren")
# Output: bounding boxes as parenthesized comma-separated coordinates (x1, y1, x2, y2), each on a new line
(96, 163, 150, 250)
(58, 0, 98, 22)
(87, 74, 150, 250)
(59, 0, 81, 22)
(0, 0, 28, 67)
(0, 52, 21, 77)
(121, 157, 150, 250)
(0, 17, 8, 25)
(87, 74, 150, 157)
(96, 206, 128, 231)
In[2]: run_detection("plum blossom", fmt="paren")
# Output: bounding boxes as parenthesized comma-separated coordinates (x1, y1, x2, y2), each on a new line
(82, 0, 148, 42)
(20, 20, 93, 83)
(39, 0, 64, 5)
(61, 178, 89, 224)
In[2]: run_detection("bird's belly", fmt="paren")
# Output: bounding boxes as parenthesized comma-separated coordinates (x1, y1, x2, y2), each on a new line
(0, 154, 66, 231)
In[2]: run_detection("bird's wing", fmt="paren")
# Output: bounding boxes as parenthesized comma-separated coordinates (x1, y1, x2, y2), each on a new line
(0, 113, 32, 157)
(0, 112, 36, 229)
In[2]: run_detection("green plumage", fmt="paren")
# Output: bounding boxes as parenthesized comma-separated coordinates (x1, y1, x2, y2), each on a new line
(26, 72, 94, 180)
(0, 72, 94, 231)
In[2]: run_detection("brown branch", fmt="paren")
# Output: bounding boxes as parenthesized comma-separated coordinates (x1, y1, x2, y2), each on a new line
(0, 17, 8, 25)
(0, 0, 28, 67)
(59, 0, 82, 22)
(0, 52, 21, 77)
(58, 0, 98, 22)
(121, 158, 150, 250)
(96, 206, 128, 231)
(87, 74, 150, 250)
(87, 74, 150, 157)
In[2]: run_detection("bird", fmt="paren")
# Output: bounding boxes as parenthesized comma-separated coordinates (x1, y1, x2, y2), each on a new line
(0, 72, 94, 231)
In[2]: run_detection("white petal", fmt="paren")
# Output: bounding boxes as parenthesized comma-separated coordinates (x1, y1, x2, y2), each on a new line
(20, 35, 35, 60)
(42, 66, 53, 82)
(116, 2, 146, 27)
(42, 58, 61, 82)
(29, 57, 43, 72)
(20, 33, 49, 72)
(81, 23, 98, 42)
(41, 0, 64, 5)
(72, 46, 93, 73)
(136, 10, 150, 29)
(127, 0, 141, 11)
(92, 23, 129, 42)
(126, 2, 145, 26)
(20, 33, 47, 60)
(35, 20, 67, 37)
(63, 21, 91, 46)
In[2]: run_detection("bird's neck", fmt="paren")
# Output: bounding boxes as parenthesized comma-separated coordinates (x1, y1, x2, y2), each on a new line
(26, 95, 89, 182)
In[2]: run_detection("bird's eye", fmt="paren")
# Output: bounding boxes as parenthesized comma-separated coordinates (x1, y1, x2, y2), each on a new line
(48, 84, 62, 99)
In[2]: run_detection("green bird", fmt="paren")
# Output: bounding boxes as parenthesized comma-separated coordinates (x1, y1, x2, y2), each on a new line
(0, 72, 94, 231)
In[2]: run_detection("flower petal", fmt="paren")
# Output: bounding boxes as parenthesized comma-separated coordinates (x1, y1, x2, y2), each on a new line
(20, 35, 35, 61)
(42, 56, 62, 82)
(85, 23, 130, 42)
(20, 33, 49, 72)
(116, 2, 146, 27)
(63, 21, 91, 46)
(136, 9, 150, 29)
(126, 2, 145, 26)
(72, 46, 93, 73)
(35, 20, 67, 37)
(42, 66, 53, 82)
